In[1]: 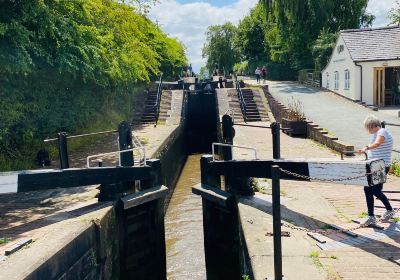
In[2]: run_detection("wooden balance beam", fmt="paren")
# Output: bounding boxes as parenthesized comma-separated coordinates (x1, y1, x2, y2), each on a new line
(0, 166, 153, 194)
(203, 156, 386, 186)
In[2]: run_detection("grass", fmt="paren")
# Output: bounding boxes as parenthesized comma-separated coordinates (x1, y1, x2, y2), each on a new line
(358, 212, 368, 218)
(393, 217, 400, 223)
(138, 136, 150, 145)
(242, 275, 251, 280)
(335, 207, 352, 223)
(0, 108, 130, 171)
(309, 251, 320, 258)
(320, 224, 334, 230)
(309, 250, 323, 269)
(0, 238, 11, 245)
(250, 178, 267, 193)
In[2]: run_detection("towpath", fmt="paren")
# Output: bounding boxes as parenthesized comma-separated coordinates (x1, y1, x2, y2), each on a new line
(245, 79, 400, 159)
(234, 119, 400, 280)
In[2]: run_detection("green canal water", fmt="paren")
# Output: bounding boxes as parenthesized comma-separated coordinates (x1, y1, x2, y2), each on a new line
(165, 154, 206, 279)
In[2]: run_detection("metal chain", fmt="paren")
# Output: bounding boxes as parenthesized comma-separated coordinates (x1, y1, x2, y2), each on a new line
(278, 167, 385, 183)
(281, 207, 400, 235)
(276, 167, 399, 234)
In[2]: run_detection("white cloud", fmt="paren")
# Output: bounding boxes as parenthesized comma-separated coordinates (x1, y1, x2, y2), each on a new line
(367, 0, 398, 27)
(149, 0, 258, 72)
(150, 0, 399, 72)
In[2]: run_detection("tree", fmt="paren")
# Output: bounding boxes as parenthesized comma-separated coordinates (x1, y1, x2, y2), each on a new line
(312, 29, 338, 70)
(389, 1, 400, 24)
(202, 22, 239, 75)
(257, 0, 375, 72)
(0, 0, 187, 170)
(235, 4, 268, 63)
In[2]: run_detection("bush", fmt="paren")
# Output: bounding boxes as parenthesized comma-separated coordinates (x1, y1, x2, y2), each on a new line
(0, 0, 187, 171)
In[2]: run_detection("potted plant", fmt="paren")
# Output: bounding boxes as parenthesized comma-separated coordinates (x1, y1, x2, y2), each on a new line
(281, 97, 307, 137)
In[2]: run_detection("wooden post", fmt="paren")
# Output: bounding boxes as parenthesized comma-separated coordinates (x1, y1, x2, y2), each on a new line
(271, 122, 281, 159)
(272, 165, 283, 280)
(118, 121, 134, 167)
(222, 114, 252, 195)
(57, 132, 69, 169)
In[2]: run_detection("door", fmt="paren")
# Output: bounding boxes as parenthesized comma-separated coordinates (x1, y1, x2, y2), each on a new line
(374, 67, 385, 106)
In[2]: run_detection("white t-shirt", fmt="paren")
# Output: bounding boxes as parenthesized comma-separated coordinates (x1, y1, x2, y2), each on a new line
(368, 128, 393, 166)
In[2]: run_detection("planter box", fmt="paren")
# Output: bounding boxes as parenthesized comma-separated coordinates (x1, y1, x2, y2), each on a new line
(281, 118, 308, 138)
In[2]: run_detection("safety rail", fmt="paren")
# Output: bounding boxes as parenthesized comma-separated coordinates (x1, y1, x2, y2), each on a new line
(235, 77, 247, 122)
(41, 121, 140, 169)
(211, 143, 258, 161)
(87, 147, 146, 168)
(154, 74, 163, 127)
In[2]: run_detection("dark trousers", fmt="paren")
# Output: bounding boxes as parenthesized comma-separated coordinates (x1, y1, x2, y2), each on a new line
(256, 74, 260, 83)
(364, 167, 392, 216)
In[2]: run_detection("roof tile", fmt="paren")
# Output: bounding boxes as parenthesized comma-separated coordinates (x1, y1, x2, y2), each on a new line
(341, 26, 400, 62)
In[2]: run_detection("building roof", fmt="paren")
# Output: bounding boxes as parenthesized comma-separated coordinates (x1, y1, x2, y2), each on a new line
(341, 26, 400, 62)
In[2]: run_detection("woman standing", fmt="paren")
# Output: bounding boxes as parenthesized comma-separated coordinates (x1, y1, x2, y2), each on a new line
(358, 115, 395, 226)
(255, 67, 261, 84)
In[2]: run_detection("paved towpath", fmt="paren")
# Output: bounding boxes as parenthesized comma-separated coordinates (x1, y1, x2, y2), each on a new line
(245, 79, 400, 159)
(234, 120, 400, 280)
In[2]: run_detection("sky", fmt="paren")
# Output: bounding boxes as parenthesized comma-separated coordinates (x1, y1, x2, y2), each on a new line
(149, 0, 399, 73)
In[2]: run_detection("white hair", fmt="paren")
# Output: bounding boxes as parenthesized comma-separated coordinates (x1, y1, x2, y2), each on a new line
(364, 115, 381, 130)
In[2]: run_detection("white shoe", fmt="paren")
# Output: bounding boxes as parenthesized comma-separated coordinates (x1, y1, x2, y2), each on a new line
(382, 210, 396, 221)
(361, 216, 377, 226)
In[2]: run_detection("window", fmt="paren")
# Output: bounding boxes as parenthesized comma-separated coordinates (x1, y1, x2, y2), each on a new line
(334, 71, 339, 89)
(326, 72, 329, 89)
(344, 70, 350, 89)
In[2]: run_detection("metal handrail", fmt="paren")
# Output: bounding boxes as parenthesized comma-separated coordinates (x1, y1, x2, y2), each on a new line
(44, 129, 118, 142)
(235, 77, 247, 122)
(212, 142, 257, 161)
(86, 147, 146, 168)
(154, 74, 163, 127)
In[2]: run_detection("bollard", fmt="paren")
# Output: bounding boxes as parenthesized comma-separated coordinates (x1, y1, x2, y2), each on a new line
(118, 121, 134, 167)
(221, 114, 252, 195)
(272, 165, 283, 280)
(57, 132, 69, 169)
(271, 122, 281, 159)
(222, 114, 234, 159)
(219, 77, 224, 88)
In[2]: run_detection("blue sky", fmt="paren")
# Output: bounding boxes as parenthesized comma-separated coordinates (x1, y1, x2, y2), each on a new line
(149, 0, 398, 73)
(177, 0, 236, 6)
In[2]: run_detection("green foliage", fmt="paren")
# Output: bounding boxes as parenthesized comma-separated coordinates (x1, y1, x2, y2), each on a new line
(233, 61, 249, 75)
(232, 1, 374, 78)
(0, 237, 11, 245)
(206, 1, 372, 80)
(389, 1, 400, 25)
(202, 22, 240, 74)
(389, 160, 400, 177)
(312, 29, 338, 70)
(199, 66, 210, 80)
(235, 4, 268, 63)
(0, 0, 187, 171)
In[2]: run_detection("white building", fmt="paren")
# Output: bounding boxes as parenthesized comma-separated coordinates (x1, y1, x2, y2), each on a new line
(322, 26, 400, 107)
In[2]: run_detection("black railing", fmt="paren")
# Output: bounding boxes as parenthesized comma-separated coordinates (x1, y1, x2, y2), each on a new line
(235, 77, 247, 121)
(154, 74, 163, 127)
